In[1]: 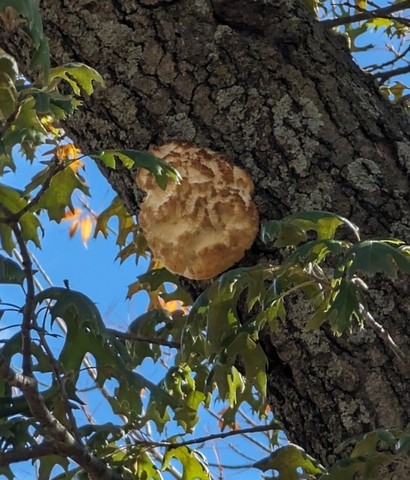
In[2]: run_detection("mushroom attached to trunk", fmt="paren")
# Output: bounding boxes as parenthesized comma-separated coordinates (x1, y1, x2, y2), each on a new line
(136, 141, 259, 280)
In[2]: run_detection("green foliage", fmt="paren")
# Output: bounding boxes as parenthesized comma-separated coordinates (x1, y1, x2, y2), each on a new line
(322, 427, 410, 479)
(0, 254, 25, 284)
(162, 446, 211, 480)
(49, 63, 104, 96)
(91, 149, 181, 190)
(254, 444, 326, 478)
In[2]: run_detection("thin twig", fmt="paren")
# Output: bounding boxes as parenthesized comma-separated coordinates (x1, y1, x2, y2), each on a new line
(321, 0, 410, 28)
(376, 64, 410, 82)
(206, 407, 273, 453)
(366, 44, 410, 73)
(208, 462, 253, 469)
(107, 328, 180, 349)
(361, 307, 407, 363)
(134, 423, 279, 449)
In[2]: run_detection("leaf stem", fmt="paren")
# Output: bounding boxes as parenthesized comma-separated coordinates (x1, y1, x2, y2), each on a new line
(360, 306, 407, 363)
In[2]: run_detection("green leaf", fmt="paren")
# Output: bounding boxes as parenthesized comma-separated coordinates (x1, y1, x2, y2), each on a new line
(261, 219, 306, 247)
(136, 452, 163, 480)
(35, 287, 105, 334)
(37, 455, 70, 480)
(343, 239, 410, 279)
(0, 71, 17, 120)
(324, 454, 393, 480)
(325, 279, 362, 334)
(253, 444, 326, 478)
(0, 184, 27, 213)
(127, 309, 169, 364)
(0, 255, 25, 284)
(2, 97, 48, 162)
(49, 63, 105, 95)
(306, 298, 331, 330)
(289, 239, 349, 266)
(213, 364, 244, 406)
(36, 165, 89, 221)
(94, 196, 135, 245)
(133, 268, 180, 295)
(162, 446, 211, 480)
(0, 223, 14, 254)
(261, 211, 358, 247)
(397, 429, 410, 454)
(226, 332, 267, 398)
(91, 150, 181, 190)
(19, 212, 43, 247)
(0, 465, 14, 480)
(0, 52, 19, 82)
(34, 91, 51, 113)
(351, 430, 396, 458)
(206, 302, 238, 355)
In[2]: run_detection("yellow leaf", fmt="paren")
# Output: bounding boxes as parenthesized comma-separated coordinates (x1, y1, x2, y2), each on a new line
(69, 159, 85, 173)
(390, 81, 408, 102)
(80, 216, 93, 246)
(158, 296, 190, 314)
(355, 0, 367, 11)
(56, 143, 82, 161)
(62, 208, 95, 246)
(39, 115, 62, 136)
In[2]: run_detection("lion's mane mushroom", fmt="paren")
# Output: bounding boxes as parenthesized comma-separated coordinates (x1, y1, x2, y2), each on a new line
(136, 141, 259, 280)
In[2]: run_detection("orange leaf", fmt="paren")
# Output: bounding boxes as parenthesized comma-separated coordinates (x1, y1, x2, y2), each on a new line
(80, 216, 93, 246)
(217, 407, 240, 431)
(158, 297, 190, 314)
(68, 220, 79, 238)
(69, 159, 85, 173)
(62, 208, 82, 221)
(56, 143, 82, 161)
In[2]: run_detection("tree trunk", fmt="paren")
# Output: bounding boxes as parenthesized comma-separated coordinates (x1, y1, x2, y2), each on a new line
(8, 0, 410, 469)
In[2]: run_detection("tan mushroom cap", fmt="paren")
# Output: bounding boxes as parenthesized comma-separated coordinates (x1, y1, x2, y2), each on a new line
(136, 141, 259, 280)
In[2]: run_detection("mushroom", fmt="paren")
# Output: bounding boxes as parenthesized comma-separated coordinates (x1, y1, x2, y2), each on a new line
(136, 141, 259, 280)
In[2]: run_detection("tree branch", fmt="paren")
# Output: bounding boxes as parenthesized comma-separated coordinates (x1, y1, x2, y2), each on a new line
(0, 442, 57, 466)
(0, 356, 123, 480)
(321, 0, 410, 28)
(10, 222, 36, 377)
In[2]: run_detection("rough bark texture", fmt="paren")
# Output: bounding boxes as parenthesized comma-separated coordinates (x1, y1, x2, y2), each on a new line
(6, 0, 410, 470)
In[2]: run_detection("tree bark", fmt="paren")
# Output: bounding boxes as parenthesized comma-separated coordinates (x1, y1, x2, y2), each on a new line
(7, 0, 410, 470)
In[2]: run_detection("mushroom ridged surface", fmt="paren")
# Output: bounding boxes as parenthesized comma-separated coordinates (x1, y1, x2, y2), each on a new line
(136, 141, 259, 280)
